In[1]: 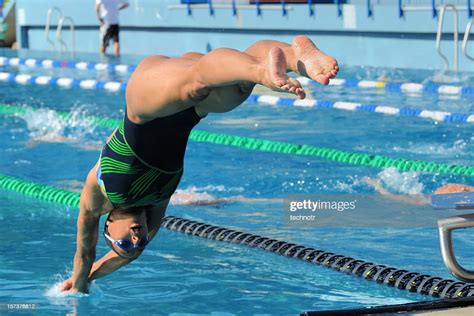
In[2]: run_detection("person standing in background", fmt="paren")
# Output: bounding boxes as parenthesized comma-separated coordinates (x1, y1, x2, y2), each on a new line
(96, 0, 129, 56)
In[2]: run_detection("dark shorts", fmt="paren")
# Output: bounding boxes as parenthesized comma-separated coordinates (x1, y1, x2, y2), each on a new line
(100, 24, 120, 48)
(96, 122, 183, 208)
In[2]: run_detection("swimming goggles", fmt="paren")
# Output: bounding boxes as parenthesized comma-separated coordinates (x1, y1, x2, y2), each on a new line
(103, 215, 150, 257)
(104, 229, 150, 251)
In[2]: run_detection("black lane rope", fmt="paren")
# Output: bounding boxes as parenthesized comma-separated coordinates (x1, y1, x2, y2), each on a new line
(162, 216, 474, 299)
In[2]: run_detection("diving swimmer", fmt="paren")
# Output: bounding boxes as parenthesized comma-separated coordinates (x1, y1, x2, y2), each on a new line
(60, 36, 338, 293)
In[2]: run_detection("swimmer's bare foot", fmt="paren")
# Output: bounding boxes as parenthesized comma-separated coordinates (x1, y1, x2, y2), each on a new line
(261, 46, 306, 99)
(292, 35, 338, 85)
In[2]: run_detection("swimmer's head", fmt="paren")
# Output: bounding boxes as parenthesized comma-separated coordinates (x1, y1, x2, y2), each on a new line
(103, 207, 150, 259)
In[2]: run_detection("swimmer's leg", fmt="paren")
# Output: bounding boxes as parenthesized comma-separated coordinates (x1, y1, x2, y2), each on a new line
(197, 36, 339, 112)
(128, 37, 334, 117)
(127, 48, 301, 119)
(243, 36, 339, 85)
(182, 51, 255, 95)
(113, 42, 120, 57)
(177, 51, 258, 113)
(191, 45, 305, 98)
(181, 52, 205, 60)
(180, 51, 256, 94)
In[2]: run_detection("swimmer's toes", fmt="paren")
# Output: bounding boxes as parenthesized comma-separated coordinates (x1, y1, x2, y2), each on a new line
(280, 83, 291, 91)
(315, 74, 330, 85)
(274, 79, 286, 88)
(289, 77, 302, 87)
(296, 88, 306, 99)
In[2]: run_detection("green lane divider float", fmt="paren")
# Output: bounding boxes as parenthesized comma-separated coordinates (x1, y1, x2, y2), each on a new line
(0, 174, 80, 207)
(1, 103, 473, 176)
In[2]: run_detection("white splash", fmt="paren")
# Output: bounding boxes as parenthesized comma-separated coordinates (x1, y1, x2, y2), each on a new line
(21, 108, 67, 140)
(393, 139, 467, 156)
(330, 175, 362, 193)
(171, 187, 220, 205)
(428, 71, 469, 84)
(377, 167, 424, 195)
(45, 282, 88, 298)
(187, 184, 244, 193)
(45, 273, 102, 300)
(18, 105, 98, 146)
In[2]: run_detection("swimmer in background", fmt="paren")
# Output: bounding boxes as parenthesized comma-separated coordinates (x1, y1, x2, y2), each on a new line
(61, 36, 338, 293)
(363, 177, 474, 205)
(170, 189, 280, 206)
(56, 179, 279, 206)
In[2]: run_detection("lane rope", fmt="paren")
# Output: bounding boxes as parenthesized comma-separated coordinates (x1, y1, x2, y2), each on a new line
(297, 76, 474, 97)
(0, 71, 472, 123)
(0, 174, 473, 299)
(247, 95, 474, 123)
(2, 56, 474, 97)
(1, 103, 473, 176)
(0, 56, 134, 73)
(0, 71, 126, 92)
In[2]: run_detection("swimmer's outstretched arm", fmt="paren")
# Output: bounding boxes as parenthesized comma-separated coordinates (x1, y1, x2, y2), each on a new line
(63, 251, 136, 291)
(66, 211, 99, 293)
(86, 251, 135, 281)
(64, 165, 114, 293)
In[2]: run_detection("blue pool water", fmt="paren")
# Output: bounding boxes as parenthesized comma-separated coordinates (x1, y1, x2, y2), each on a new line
(0, 49, 473, 315)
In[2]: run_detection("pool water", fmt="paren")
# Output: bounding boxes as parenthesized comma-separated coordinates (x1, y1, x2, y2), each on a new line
(0, 49, 473, 315)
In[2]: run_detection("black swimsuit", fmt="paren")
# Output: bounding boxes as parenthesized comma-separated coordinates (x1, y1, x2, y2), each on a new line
(96, 107, 201, 207)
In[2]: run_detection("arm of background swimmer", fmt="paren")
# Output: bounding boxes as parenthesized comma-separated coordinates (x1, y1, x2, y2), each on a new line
(170, 192, 282, 206)
(362, 177, 430, 206)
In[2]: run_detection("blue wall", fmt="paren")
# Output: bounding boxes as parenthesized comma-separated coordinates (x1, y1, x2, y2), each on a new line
(15, 0, 474, 71)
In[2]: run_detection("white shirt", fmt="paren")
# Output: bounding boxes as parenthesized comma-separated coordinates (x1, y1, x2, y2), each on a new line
(96, 0, 128, 25)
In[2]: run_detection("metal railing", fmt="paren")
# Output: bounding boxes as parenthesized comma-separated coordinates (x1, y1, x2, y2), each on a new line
(175, 1, 474, 18)
(438, 213, 474, 282)
(463, 18, 474, 60)
(436, 4, 459, 72)
(400, 0, 473, 18)
(45, 7, 75, 55)
(176, 1, 353, 17)
(56, 16, 75, 55)
(45, 6, 62, 51)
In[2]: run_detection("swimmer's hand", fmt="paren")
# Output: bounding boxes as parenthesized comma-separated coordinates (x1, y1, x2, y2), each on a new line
(59, 278, 89, 293)
(60, 278, 73, 292)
